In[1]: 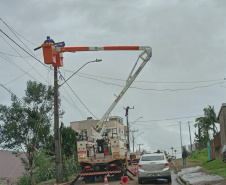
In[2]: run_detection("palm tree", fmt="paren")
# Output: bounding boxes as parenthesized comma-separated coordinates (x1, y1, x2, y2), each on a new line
(203, 105, 218, 136)
(194, 105, 218, 146)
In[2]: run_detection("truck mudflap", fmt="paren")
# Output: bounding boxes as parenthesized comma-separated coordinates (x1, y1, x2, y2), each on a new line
(80, 170, 121, 176)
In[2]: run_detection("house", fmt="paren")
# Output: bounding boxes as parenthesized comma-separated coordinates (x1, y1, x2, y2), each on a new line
(217, 103, 226, 151)
(70, 116, 127, 142)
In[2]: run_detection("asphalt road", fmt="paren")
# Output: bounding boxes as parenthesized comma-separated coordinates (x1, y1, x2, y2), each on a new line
(74, 170, 184, 185)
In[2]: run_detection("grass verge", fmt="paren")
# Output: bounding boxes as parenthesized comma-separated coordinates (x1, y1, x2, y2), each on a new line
(188, 148, 226, 178)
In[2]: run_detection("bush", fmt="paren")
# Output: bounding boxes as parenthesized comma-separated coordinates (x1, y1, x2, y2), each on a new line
(34, 150, 55, 183)
(189, 148, 209, 162)
(18, 174, 32, 185)
(62, 155, 78, 182)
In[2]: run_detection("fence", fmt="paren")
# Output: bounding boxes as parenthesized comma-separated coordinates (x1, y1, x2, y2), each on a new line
(210, 132, 221, 159)
(193, 132, 221, 160)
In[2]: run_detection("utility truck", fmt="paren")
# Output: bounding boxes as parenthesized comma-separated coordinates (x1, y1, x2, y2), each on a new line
(76, 46, 152, 183)
(37, 43, 152, 183)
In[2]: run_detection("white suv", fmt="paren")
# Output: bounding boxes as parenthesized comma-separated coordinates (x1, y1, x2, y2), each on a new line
(138, 153, 171, 184)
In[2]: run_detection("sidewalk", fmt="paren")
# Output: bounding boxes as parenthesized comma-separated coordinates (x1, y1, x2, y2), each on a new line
(171, 158, 226, 185)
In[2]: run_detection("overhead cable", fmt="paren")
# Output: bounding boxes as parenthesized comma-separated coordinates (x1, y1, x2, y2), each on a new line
(59, 71, 98, 120)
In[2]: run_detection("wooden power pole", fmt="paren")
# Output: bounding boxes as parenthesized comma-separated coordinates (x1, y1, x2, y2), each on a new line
(125, 106, 134, 151)
(54, 67, 63, 183)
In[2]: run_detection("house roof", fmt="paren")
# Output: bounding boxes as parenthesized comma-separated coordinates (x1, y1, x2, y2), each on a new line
(0, 150, 26, 178)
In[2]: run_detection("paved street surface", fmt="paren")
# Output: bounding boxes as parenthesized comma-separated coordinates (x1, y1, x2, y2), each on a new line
(73, 170, 183, 185)
(172, 159, 226, 185)
(178, 166, 225, 185)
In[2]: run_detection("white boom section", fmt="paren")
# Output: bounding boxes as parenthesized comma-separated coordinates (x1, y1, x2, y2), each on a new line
(92, 46, 152, 139)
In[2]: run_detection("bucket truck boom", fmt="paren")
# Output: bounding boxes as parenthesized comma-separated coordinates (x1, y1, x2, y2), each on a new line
(92, 47, 152, 139)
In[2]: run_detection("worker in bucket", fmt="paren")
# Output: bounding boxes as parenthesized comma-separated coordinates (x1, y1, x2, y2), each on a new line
(44, 36, 55, 44)
(44, 36, 65, 47)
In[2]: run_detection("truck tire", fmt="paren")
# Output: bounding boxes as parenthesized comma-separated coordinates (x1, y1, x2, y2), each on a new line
(90, 176, 95, 183)
(84, 176, 89, 183)
(114, 173, 120, 180)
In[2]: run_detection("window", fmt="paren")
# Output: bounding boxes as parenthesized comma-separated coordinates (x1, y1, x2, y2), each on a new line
(82, 130, 87, 137)
(141, 155, 164, 161)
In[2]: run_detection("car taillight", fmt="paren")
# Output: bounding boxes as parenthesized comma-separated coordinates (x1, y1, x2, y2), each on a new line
(138, 164, 142, 169)
(165, 163, 169, 168)
(109, 164, 116, 167)
(84, 166, 91, 169)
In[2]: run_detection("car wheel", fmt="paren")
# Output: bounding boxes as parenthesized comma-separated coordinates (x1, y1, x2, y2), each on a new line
(138, 177, 143, 184)
(167, 177, 172, 183)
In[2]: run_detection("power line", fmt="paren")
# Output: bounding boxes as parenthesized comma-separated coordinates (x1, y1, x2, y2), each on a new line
(0, 53, 39, 82)
(0, 29, 52, 76)
(61, 69, 226, 84)
(75, 73, 225, 92)
(60, 85, 88, 119)
(132, 121, 195, 129)
(0, 29, 55, 85)
(137, 115, 203, 122)
(58, 71, 97, 120)
(0, 18, 38, 46)
(0, 83, 30, 109)
(0, 51, 42, 58)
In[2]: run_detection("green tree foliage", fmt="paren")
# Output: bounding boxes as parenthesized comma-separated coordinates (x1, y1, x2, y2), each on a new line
(0, 81, 55, 185)
(61, 126, 78, 157)
(34, 150, 55, 183)
(194, 105, 218, 148)
(43, 126, 79, 182)
(44, 126, 79, 158)
(61, 126, 79, 181)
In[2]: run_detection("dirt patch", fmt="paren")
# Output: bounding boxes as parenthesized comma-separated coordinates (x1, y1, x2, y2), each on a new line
(171, 158, 201, 173)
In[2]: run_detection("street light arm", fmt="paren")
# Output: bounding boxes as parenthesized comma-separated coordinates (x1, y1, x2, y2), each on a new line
(59, 59, 102, 87)
(129, 117, 143, 128)
(134, 132, 145, 140)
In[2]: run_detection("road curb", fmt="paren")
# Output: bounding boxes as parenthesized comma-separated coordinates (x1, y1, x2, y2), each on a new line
(171, 161, 190, 185)
(178, 175, 190, 185)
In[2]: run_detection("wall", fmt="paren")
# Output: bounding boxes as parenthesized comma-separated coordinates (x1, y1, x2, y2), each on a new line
(218, 103, 226, 152)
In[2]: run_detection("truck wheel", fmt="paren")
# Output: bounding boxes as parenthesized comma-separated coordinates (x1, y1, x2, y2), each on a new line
(114, 173, 120, 180)
(90, 176, 95, 183)
(84, 176, 89, 183)
(138, 177, 143, 184)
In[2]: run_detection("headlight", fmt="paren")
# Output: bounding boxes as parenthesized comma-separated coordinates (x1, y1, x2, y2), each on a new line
(79, 154, 86, 159)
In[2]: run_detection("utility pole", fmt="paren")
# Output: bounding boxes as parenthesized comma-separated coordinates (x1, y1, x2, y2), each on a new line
(124, 106, 134, 151)
(131, 129, 138, 153)
(54, 67, 62, 183)
(137, 144, 144, 152)
(188, 121, 192, 152)
(179, 121, 183, 154)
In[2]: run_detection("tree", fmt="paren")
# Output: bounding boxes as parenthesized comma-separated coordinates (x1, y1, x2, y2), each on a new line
(43, 126, 79, 181)
(194, 105, 218, 148)
(61, 126, 78, 157)
(0, 81, 55, 185)
(203, 105, 218, 136)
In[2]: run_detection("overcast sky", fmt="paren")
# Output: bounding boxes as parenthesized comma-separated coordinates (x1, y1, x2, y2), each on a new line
(1, 0, 225, 157)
